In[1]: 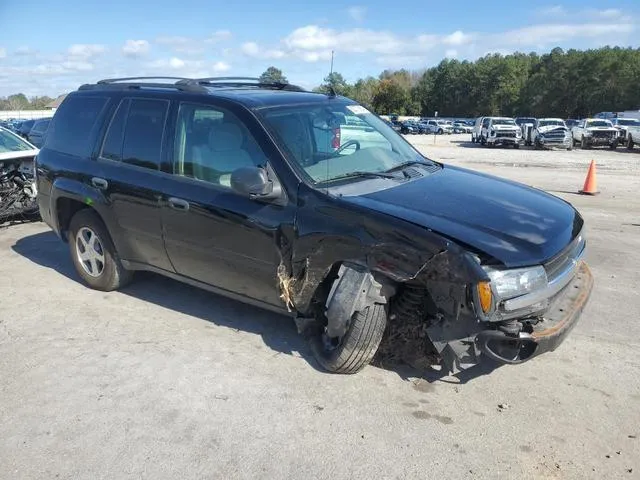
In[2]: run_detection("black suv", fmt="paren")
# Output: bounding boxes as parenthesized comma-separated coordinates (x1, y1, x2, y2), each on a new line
(35, 77, 593, 374)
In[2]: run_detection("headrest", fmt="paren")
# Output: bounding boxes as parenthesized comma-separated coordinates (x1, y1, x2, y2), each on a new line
(210, 123, 244, 151)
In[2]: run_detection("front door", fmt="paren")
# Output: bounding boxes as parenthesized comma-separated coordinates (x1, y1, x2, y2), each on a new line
(160, 101, 296, 307)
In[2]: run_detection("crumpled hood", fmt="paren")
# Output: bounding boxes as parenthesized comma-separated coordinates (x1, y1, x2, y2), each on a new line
(344, 165, 582, 267)
(538, 125, 568, 135)
(586, 126, 617, 132)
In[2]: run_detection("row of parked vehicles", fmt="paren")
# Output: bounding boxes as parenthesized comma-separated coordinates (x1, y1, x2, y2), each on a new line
(390, 118, 473, 135)
(469, 115, 640, 150)
(0, 117, 52, 148)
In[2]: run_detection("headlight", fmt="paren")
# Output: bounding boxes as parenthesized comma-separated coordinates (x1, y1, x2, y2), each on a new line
(486, 265, 547, 299)
(516, 130, 522, 137)
(490, 129, 496, 136)
(476, 265, 548, 321)
(584, 131, 592, 136)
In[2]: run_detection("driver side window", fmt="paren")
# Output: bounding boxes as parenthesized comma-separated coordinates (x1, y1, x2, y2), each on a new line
(482, 118, 490, 128)
(173, 103, 266, 188)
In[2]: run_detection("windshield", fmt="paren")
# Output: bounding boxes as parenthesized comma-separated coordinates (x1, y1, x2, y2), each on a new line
(260, 101, 434, 184)
(516, 118, 536, 125)
(586, 120, 612, 128)
(538, 120, 565, 128)
(492, 119, 516, 126)
(616, 119, 640, 126)
(0, 128, 34, 153)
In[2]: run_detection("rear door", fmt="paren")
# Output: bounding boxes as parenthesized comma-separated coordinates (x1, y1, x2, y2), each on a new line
(160, 101, 296, 307)
(92, 96, 174, 271)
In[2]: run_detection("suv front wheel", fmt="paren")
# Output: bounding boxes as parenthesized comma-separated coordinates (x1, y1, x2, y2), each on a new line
(68, 209, 133, 291)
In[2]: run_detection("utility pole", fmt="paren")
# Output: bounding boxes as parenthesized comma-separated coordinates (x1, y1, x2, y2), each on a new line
(330, 50, 334, 76)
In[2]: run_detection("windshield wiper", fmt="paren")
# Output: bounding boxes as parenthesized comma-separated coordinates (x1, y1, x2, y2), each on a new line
(384, 159, 436, 174)
(325, 171, 401, 183)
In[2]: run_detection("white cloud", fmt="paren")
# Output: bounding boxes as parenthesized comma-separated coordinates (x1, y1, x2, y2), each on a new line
(587, 8, 623, 19)
(122, 40, 150, 57)
(445, 49, 458, 58)
(205, 30, 232, 43)
(241, 42, 286, 59)
(212, 61, 230, 72)
(347, 6, 367, 22)
(0, 47, 5, 59)
(443, 30, 473, 46)
(14, 46, 37, 56)
(495, 22, 634, 46)
(67, 44, 106, 59)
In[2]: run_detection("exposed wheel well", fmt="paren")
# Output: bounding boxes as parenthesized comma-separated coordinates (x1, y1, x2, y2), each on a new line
(56, 198, 89, 241)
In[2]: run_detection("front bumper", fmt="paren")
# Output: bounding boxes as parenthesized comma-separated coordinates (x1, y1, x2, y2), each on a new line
(476, 261, 593, 364)
(585, 136, 617, 146)
(538, 137, 572, 148)
(488, 136, 522, 145)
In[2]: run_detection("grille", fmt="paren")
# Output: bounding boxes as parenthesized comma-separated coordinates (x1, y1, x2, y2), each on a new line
(592, 131, 613, 139)
(497, 131, 516, 138)
(544, 233, 586, 282)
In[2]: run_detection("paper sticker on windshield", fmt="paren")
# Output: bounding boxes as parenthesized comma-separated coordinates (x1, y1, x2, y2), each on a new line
(346, 105, 370, 115)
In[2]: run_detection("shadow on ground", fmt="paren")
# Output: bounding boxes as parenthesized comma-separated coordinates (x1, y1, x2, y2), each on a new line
(11, 230, 500, 384)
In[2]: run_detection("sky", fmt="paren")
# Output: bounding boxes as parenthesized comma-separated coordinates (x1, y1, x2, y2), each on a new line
(0, 0, 639, 97)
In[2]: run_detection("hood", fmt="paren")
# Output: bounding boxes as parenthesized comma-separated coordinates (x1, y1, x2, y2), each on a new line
(0, 148, 39, 162)
(493, 125, 519, 130)
(586, 125, 617, 131)
(344, 165, 582, 267)
(538, 125, 568, 135)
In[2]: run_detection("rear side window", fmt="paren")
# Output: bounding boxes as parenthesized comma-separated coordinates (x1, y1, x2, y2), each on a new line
(46, 95, 108, 156)
(99, 98, 168, 170)
(101, 99, 130, 161)
(122, 99, 169, 170)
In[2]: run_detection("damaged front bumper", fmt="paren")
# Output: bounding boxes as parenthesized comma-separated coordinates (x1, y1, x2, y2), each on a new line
(476, 261, 593, 365)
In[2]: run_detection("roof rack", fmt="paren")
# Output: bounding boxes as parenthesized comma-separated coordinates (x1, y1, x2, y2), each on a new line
(81, 76, 306, 94)
(178, 76, 306, 92)
(81, 77, 209, 93)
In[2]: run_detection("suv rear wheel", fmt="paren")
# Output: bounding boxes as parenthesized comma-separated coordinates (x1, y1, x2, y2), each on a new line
(68, 209, 133, 291)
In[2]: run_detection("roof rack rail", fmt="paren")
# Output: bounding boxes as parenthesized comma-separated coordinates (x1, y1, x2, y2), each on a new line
(80, 77, 209, 93)
(179, 77, 306, 92)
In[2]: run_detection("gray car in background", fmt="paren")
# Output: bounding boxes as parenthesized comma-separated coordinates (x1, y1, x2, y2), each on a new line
(26, 118, 51, 148)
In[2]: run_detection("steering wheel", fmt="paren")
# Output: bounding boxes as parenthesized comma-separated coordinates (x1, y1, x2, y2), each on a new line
(333, 140, 361, 156)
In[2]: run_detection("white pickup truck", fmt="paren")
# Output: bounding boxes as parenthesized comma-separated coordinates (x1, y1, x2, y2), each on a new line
(532, 118, 572, 150)
(610, 118, 640, 149)
(571, 119, 619, 149)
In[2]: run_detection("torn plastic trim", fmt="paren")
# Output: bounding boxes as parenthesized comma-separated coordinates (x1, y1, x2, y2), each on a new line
(324, 263, 387, 339)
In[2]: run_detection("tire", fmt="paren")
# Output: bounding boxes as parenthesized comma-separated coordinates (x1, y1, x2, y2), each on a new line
(581, 136, 590, 149)
(513, 143, 520, 149)
(310, 304, 387, 374)
(68, 209, 133, 291)
(627, 135, 634, 150)
(438, 129, 443, 135)
(480, 136, 486, 146)
(567, 143, 573, 151)
(610, 140, 618, 150)
(471, 136, 476, 143)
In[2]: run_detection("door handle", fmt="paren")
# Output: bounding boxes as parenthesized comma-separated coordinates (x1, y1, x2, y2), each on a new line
(91, 177, 108, 190)
(168, 197, 190, 211)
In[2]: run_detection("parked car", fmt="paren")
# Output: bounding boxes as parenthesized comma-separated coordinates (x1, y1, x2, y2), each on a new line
(480, 117, 522, 148)
(515, 117, 537, 146)
(35, 76, 593, 374)
(532, 118, 572, 150)
(610, 118, 640, 144)
(0, 126, 39, 221)
(453, 122, 472, 133)
(399, 121, 417, 134)
(17, 119, 36, 139)
(27, 118, 52, 148)
(423, 119, 452, 134)
(571, 118, 619, 149)
(621, 120, 640, 150)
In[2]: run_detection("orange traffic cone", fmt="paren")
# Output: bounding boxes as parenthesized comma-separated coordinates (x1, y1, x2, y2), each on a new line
(580, 160, 599, 195)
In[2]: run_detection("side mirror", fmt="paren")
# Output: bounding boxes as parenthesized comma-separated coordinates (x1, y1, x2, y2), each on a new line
(230, 166, 275, 198)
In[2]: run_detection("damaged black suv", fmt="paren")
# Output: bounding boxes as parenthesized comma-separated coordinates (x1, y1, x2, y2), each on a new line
(35, 77, 593, 373)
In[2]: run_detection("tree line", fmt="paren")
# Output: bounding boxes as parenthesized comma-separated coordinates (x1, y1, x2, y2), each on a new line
(309, 46, 640, 119)
(4, 47, 639, 118)
(0, 93, 55, 111)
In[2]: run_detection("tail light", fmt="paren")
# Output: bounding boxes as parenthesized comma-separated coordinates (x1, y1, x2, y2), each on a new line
(331, 128, 341, 149)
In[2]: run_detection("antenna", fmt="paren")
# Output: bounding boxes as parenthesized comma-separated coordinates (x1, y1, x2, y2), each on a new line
(330, 50, 334, 75)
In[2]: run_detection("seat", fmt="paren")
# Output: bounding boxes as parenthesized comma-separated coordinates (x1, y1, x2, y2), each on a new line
(192, 123, 255, 187)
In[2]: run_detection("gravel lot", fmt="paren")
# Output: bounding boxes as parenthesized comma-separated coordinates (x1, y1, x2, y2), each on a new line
(1, 134, 639, 479)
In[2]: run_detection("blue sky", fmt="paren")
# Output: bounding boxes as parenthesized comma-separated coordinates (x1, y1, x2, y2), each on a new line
(1, 0, 639, 97)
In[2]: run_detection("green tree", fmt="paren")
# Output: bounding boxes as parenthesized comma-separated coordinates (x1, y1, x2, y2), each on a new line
(6, 93, 29, 110)
(372, 79, 410, 115)
(259, 66, 288, 84)
(317, 72, 351, 96)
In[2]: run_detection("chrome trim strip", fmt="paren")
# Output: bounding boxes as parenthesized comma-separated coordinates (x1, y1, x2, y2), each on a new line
(502, 247, 586, 312)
